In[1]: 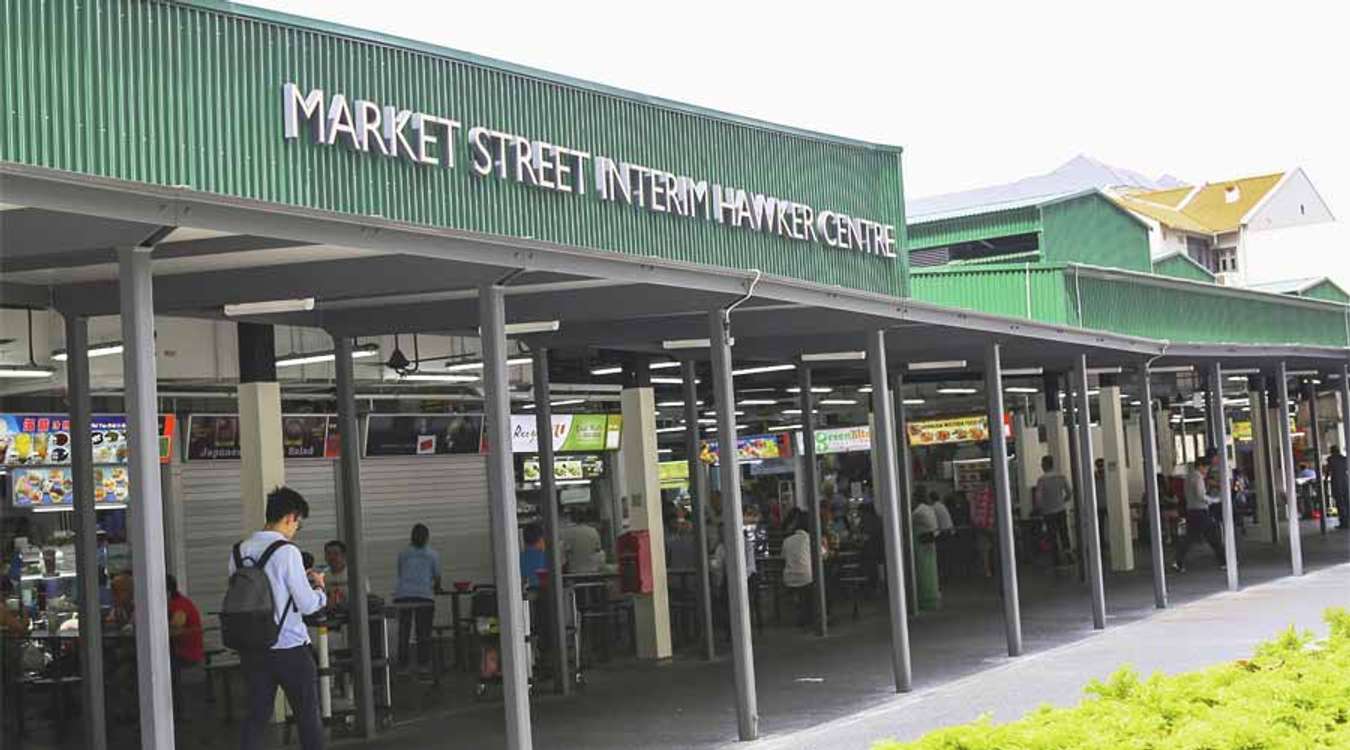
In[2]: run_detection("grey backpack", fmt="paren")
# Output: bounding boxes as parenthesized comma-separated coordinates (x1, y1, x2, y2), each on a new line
(220, 539, 295, 652)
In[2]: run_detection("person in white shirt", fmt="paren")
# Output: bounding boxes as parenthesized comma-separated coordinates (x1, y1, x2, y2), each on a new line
(1034, 456, 1073, 566)
(229, 487, 327, 750)
(931, 497, 955, 533)
(1173, 457, 1225, 573)
(559, 506, 605, 574)
(911, 496, 941, 610)
(779, 509, 814, 627)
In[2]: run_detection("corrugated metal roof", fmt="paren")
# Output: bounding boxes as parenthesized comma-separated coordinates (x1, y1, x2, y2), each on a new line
(1111, 194, 1215, 235)
(1180, 173, 1285, 232)
(1249, 277, 1322, 295)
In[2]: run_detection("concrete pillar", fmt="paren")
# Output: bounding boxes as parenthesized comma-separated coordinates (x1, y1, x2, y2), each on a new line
(1208, 363, 1240, 591)
(1273, 363, 1303, 575)
(1099, 380, 1134, 571)
(1248, 380, 1275, 542)
(1156, 402, 1178, 475)
(237, 322, 284, 533)
(1012, 411, 1040, 519)
(620, 384, 673, 660)
(118, 245, 176, 748)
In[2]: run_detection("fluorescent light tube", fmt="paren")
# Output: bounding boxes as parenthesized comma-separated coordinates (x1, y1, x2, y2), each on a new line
(909, 360, 966, 371)
(387, 372, 481, 383)
(785, 387, 833, 394)
(275, 343, 380, 368)
(801, 351, 866, 362)
(937, 387, 977, 395)
(768, 424, 802, 432)
(51, 342, 124, 361)
(1003, 367, 1043, 377)
(732, 364, 795, 377)
(590, 366, 623, 376)
(664, 338, 713, 350)
(649, 361, 683, 370)
(738, 399, 779, 406)
(1004, 387, 1039, 394)
(224, 298, 315, 316)
(445, 357, 530, 372)
(0, 365, 55, 378)
(503, 320, 560, 335)
(818, 399, 858, 406)
(902, 398, 926, 405)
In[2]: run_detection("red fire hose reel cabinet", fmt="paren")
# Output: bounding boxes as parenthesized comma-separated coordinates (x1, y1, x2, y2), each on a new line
(618, 530, 653, 594)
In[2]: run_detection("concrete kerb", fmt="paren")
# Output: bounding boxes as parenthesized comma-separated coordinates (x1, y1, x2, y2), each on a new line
(733, 561, 1350, 750)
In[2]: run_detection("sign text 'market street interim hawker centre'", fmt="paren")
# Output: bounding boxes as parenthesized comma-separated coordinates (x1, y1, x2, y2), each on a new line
(281, 84, 898, 258)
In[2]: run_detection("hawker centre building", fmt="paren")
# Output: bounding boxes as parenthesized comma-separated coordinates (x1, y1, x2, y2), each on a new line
(1, 2, 1348, 749)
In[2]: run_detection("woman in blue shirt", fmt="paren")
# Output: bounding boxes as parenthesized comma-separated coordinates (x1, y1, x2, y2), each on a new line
(394, 523, 442, 674)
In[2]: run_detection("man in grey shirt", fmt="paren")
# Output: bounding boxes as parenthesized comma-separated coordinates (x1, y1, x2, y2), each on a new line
(1173, 456, 1225, 573)
(1034, 456, 1073, 566)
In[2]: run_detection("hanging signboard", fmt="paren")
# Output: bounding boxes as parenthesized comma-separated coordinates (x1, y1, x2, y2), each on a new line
(521, 454, 606, 483)
(906, 414, 1010, 447)
(365, 413, 483, 457)
(188, 414, 341, 460)
(490, 414, 624, 454)
(699, 433, 793, 465)
(658, 460, 691, 489)
(814, 425, 872, 455)
(0, 414, 175, 466)
(11, 465, 131, 509)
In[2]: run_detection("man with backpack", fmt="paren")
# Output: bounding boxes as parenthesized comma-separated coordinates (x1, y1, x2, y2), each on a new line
(223, 487, 327, 750)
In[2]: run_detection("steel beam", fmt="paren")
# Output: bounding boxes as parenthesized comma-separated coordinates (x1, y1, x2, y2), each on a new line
(1137, 366, 1168, 609)
(532, 350, 570, 695)
(1073, 355, 1107, 629)
(482, 284, 534, 750)
(1273, 363, 1304, 575)
(65, 313, 107, 750)
(332, 335, 377, 737)
(1341, 364, 1350, 537)
(797, 363, 828, 637)
(1208, 363, 1240, 590)
(708, 309, 759, 740)
(1307, 379, 1328, 535)
(683, 361, 716, 661)
(866, 330, 913, 691)
(117, 245, 176, 748)
(892, 374, 918, 617)
(984, 343, 1022, 656)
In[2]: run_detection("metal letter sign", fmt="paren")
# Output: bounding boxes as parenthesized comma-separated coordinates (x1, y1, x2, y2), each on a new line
(281, 83, 897, 259)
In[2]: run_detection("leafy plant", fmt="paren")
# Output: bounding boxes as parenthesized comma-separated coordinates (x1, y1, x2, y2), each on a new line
(876, 608, 1350, 750)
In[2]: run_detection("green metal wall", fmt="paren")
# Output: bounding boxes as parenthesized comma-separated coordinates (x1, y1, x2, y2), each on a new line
(1040, 193, 1152, 272)
(0, 0, 908, 295)
(905, 207, 1040, 251)
(910, 264, 1075, 324)
(1152, 254, 1215, 283)
(1301, 282, 1350, 305)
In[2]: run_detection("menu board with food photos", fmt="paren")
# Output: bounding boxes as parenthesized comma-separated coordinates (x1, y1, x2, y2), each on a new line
(906, 414, 1010, 447)
(699, 433, 793, 465)
(187, 414, 340, 460)
(364, 413, 484, 456)
(0, 413, 175, 466)
(10, 465, 131, 508)
(521, 454, 605, 483)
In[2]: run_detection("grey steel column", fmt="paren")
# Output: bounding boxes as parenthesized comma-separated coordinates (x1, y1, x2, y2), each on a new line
(117, 245, 175, 748)
(1137, 366, 1168, 609)
(797, 363, 828, 637)
(1306, 380, 1328, 535)
(1073, 355, 1107, 629)
(866, 330, 913, 692)
(65, 313, 107, 750)
(332, 335, 376, 737)
(708, 309, 758, 740)
(892, 374, 919, 616)
(483, 285, 534, 750)
(1256, 381, 1281, 545)
(532, 350, 569, 695)
(1208, 363, 1239, 590)
(682, 361, 715, 660)
(1065, 373, 1086, 582)
(983, 343, 1022, 656)
(1341, 364, 1350, 536)
(1273, 364, 1303, 575)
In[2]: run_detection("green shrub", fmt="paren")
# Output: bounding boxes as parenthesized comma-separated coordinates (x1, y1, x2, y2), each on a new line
(876, 608, 1350, 750)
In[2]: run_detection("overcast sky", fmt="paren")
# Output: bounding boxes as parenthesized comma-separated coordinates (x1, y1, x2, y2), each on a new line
(247, 0, 1348, 286)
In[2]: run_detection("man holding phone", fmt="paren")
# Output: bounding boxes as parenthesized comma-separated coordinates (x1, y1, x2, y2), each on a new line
(228, 487, 327, 750)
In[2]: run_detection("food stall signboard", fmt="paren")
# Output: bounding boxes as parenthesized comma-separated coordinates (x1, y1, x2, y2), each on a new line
(0, 413, 175, 466)
(188, 414, 344, 459)
(11, 465, 130, 508)
(658, 460, 691, 490)
(906, 414, 1009, 447)
(365, 414, 483, 456)
(699, 433, 792, 465)
(499, 414, 622, 454)
(522, 454, 605, 483)
(814, 425, 872, 455)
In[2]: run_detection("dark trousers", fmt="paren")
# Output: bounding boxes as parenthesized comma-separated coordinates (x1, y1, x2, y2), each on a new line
(1176, 509, 1224, 567)
(790, 585, 813, 627)
(241, 645, 323, 750)
(395, 597, 434, 668)
(1045, 511, 1072, 565)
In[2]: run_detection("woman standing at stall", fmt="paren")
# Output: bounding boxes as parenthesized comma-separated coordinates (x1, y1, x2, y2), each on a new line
(393, 523, 442, 676)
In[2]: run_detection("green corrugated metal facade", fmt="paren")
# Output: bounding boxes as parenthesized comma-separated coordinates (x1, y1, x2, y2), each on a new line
(1300, 281, 1350, 305)
(906, 206, 1040, 251)
(1152, 254, 1215, 283)
(912, 263, 1349, 347)
(0, 0, 907, 295)
(1039, 193, 1151, 272)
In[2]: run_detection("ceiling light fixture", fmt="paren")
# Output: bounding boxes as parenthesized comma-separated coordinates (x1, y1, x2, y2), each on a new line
(648, 361, 683, 370)
(590, 365, 623, 376)
(0, 364, 55, 379)
(909, 360, 967, 371)
(738, 399, 780, 406)
(500, 320, 560, 335)
(937, 387, 977, 395)
(1003, 367, 1044, 377)
(655, 426, 686, 434)
(768, 424, 802, 432)
(785, 386, 833, 394)
(801, 351, 866, 362)
(858, 385, 873, 393)
(1004, 386, 1039, 394)
(651, 376, 692, 385)
(275, 343, 380, 368)
(732, 364, 795, 377)
(902, 398, 926, 405)
(818, 399, 858, 406)
(664, 338, 717, 350)
(445, 357, 531, 372)
(51, 342, 125, 362)
(224, 297, 315, 316)
(384, 372, 481, 383)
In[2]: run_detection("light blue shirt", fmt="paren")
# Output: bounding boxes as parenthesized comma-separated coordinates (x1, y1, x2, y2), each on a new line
(228, 530, 326, 650)
(394, 546, 441, 600)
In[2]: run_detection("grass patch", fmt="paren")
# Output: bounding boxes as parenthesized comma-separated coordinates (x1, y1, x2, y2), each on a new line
(876, 608, 1350, 749)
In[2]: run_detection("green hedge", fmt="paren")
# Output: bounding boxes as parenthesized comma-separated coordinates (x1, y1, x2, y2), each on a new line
(877, 609, 1350, 749)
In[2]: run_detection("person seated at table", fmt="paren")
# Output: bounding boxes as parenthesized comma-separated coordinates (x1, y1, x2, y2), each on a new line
(780, 509, 814, 628)
(520, 523, 549, 586)
(166, 574, 204, 712)
(394, 523, 442, 676)
(322, 539, 349, 608)
(560, 507, 604, 574)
